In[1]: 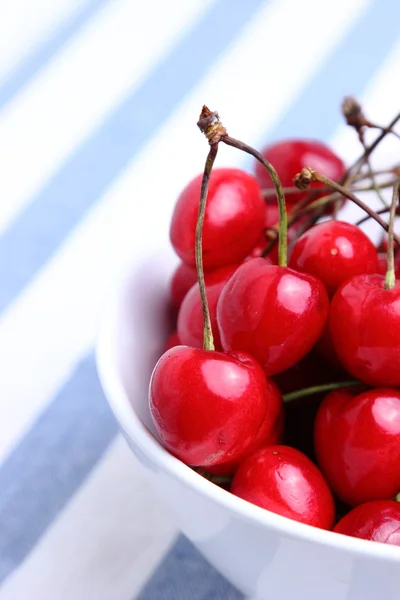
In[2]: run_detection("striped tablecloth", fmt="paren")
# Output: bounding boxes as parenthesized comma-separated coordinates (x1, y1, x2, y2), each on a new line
(0, 1, 399, 598)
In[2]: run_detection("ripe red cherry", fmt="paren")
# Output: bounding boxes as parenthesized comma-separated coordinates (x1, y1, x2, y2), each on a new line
(329, 274, 400, 386)
(255, 139, 346, 208)
(170, 263, 198, 309)
(177, 264, 238, 350)
(289, 221, 378, 296)
(205, 378, 284, 476)
(217, 257, 329, 375)
(149, 346, 278, 467)
(314, 388, 400, 506)
(334, 501, 400, 545)
(231, 445, 335, 529)
(170, 168, 265, 270)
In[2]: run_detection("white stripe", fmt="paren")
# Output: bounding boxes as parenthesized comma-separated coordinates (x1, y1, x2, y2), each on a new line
(0, 436, 177, 600)
(0, 0, 214, 237)
(0, 0, 90, 83)
(0, 0, 373, 465)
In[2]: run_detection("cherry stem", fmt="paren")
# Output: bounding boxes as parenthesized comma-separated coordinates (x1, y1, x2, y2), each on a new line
(295, 169, 400, 247)
(355, 207, 389, 226)
(283, 380, 360, 403)
(222, 136, 288, 267)
(196, 143, 218, 351)
(346, 111, 400, 177)
(384, 180, 400, 290)
(395, 492, 400, 503)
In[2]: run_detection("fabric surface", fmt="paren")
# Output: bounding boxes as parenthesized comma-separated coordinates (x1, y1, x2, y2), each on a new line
(0, 0, 399, 598)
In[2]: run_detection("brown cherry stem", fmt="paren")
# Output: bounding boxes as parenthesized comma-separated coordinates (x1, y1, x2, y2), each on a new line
(196, 142, 219, 351)
(222, 135, 288, 267)
(346, 111, 400, 178)
(384, 181, 400, 290)
(294, 168, 400, 247)
(355, 207, 390, 227)
(283, 380, 360, 403)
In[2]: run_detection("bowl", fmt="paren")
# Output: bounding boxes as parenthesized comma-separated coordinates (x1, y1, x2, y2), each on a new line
(96, 247, 400, 600)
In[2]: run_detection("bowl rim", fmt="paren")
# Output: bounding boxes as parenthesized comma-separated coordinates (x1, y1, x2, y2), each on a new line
(96, 284, 400, 564)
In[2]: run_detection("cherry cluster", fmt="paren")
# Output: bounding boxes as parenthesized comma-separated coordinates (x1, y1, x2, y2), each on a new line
(148, 100, 400, 546)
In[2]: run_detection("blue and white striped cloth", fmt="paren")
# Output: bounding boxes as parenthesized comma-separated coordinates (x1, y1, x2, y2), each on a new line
(0, 1, 399, 598)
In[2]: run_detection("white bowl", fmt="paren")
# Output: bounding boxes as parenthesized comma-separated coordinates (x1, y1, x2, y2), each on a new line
(96, 248, 400, 600)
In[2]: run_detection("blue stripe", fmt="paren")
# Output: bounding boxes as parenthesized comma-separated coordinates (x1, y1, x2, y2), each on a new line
(0, 0, 268, 315)
(0, 354, 117, 583)
(136, 536, 243, 600)
(0, 0, 110, 112)
(256, 0, 400, 145)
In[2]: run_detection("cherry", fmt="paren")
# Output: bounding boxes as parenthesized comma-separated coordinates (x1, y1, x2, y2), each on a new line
(205, 378, 284, 476)
(170, 168, 265, 270)
(334, 501, 400, 545)
(289, 221, 378, 296)
(170, 262, 198, 309)
(314, 388, 400, 506)
(149, 346, 281, 467)
(177, 264, 238, 350)
(329, 273, 400, 386)
(255, 139, 346, 209)
(164, 331, 181, 352)
(231, 445, 335, 529)
(217, 257, 329, 376)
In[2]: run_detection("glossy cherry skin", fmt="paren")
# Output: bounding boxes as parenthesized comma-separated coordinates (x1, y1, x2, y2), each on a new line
(231, 445, 335, 529)
(170, 168, 265, 270)
(205, 378, 284, 476)
(149, 346, 277, 467)
(255, 139, 346, 208)
(334, 501, 400, 545)
(329, 274, 400, 386)
(314, 388, 400, 506)
(289, 221, 378, 296)
(217, 258, 329, 376)
(177, 264, 238, 351)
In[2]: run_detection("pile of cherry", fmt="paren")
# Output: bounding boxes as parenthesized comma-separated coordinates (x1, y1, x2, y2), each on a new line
(149, 101, 400, 547)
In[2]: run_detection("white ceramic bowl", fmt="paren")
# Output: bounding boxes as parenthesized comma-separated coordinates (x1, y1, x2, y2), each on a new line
(96, 248, 400, 600)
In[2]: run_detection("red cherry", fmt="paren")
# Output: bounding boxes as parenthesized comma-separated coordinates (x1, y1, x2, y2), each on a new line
(329, 274, 400, 386)
(314, 388, 400, 506)
(217, 258, 329, 376)
(170, 168, 265, 270)
(231, 445, 335, 529)
(289, 221, 378, 296)
(255, 139, 346, 209)
(177, 264, 238, 350)
(205, 378, 284, 476)
(334, 501, 400, 545)
(164, 331, 181, 352)
(170, 263, 198, 309)
(149, 346, 280, 467)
